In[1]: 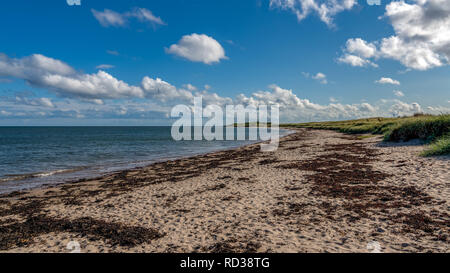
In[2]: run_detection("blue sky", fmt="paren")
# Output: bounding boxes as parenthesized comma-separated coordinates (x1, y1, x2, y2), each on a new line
(0, 0, 449, 125)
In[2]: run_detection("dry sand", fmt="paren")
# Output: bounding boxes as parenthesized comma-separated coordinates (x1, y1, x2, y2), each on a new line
(0, 129, 448, 253)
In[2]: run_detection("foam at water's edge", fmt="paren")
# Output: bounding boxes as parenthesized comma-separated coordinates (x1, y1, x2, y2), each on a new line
(0, 168, 86, 183)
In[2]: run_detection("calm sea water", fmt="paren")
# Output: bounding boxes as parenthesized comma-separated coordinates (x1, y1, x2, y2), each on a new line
(0, 126, 290, 194)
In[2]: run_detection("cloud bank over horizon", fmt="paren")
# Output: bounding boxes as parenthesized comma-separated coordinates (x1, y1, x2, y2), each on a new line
(1, 52, 446, 124)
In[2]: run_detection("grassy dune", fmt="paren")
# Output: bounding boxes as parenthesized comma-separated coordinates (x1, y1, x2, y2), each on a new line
(282, 114, 450, 156)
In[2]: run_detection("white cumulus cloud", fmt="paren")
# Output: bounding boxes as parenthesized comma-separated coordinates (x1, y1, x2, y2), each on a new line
(0, 53, 232, 105)
(390, 101, 422, 116)
(303, 72, 328, 84)
(338, 38, 379, 67)
(41, 71, 144, 99)
(0, 53, 75, 79)
(0, 53, 143, 100)
(340, 0, 450, 70)
(166, 34, 227, 64)
(141, 76, 193, 102)
(337, 54, 378, 67)
(345, 38, 377, 59)
(375, 77, 400, 85)
(311, 72, 328, 84)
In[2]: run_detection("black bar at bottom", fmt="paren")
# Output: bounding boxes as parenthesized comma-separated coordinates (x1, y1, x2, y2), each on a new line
(0, 253, 444, 272)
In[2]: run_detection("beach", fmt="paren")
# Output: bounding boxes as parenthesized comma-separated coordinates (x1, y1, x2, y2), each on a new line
(0, 128, 448, 253)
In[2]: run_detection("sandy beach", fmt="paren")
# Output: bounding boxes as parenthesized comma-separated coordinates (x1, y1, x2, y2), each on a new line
(0, 128, 448, 253)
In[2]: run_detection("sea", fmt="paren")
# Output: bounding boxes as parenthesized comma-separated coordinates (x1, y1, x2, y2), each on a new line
(0, 126, 291, 194)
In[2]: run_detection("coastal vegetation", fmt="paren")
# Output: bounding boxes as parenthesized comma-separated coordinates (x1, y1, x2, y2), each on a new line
(282, 114, 450, 156)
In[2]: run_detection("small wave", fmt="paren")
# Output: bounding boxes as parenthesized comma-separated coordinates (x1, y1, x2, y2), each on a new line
(0, 168, 86, 183)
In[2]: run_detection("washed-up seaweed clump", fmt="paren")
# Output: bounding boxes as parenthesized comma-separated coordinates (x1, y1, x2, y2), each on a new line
(202, 239, 262, 253)
(394, 211, 450, 238)
(0, 215, 164, 250)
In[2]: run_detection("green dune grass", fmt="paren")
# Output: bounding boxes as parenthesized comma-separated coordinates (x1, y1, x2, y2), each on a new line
(282, 114, 450, 156)
(421, 134, 450, 156)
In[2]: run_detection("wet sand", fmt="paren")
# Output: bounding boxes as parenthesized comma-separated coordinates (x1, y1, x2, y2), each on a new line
(0, 129, 448, 253)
